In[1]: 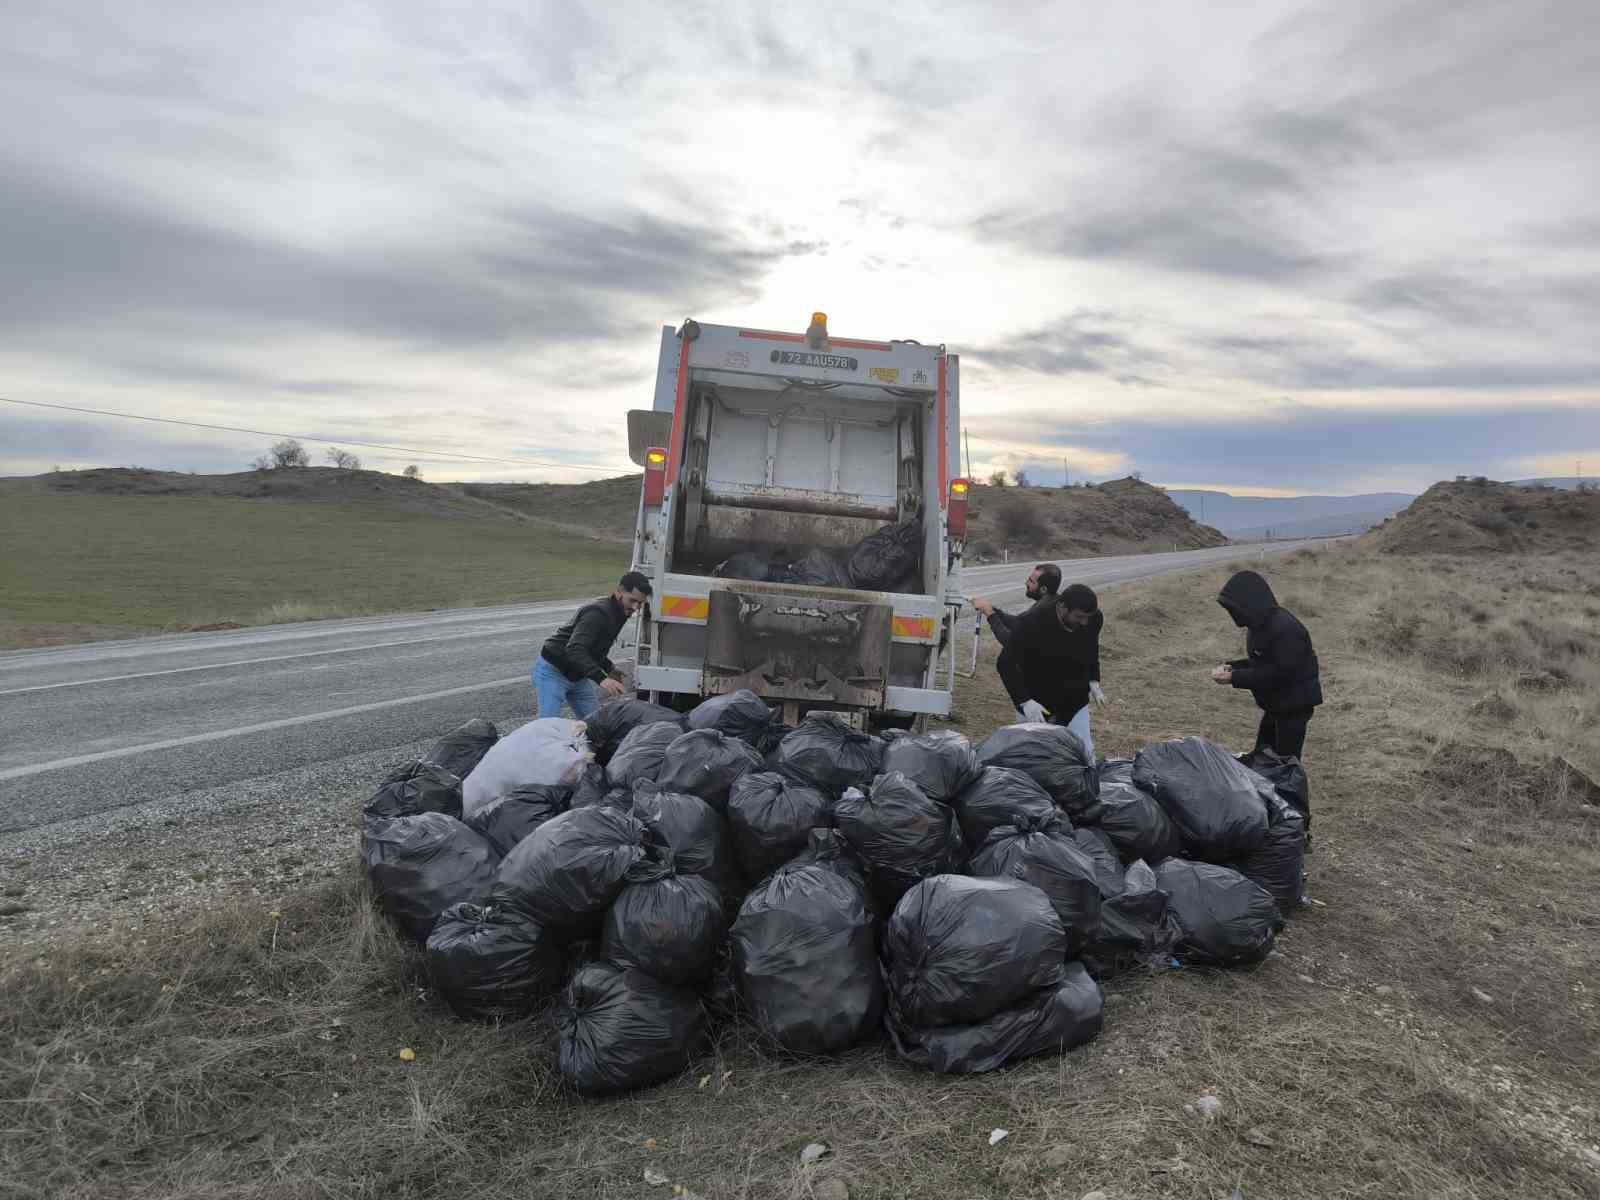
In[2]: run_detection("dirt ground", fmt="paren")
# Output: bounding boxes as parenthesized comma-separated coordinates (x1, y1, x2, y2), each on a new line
(2, 543, 1597, 1199)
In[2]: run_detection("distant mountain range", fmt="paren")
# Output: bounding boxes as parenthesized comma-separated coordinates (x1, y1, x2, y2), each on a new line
(1162, 489, 1417, 540)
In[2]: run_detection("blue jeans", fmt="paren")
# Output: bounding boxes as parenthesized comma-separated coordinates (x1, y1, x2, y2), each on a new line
(533, 657, 600, 719)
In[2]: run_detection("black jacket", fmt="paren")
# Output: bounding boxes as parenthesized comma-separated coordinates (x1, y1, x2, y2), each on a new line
(1008, 603, 1103, 721)
(541, 595, 627, 684)
(986, 592, 1057, 648)
(1219, 571, 1322, 714)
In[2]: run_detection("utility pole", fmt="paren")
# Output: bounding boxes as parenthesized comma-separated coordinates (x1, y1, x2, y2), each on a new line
(1062, 456, 1069, 488)
(964, 428, 973, 481)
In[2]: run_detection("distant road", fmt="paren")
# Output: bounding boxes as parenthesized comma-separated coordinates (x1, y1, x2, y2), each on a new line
(0, 539, 1318, 833)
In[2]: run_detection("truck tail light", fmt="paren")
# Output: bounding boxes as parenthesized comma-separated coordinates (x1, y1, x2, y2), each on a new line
(643, 447, 668, 506)
(947, 478, 970, 539)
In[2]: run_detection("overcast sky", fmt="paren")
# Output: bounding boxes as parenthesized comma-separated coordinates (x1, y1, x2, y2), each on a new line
(3, 1, 1596, 494)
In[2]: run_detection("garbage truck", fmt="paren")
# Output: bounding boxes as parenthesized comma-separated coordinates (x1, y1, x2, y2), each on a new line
(624, 314, 969, 731)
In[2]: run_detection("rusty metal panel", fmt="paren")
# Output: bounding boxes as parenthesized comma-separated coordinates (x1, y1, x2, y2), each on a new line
(703, 586, 892, 709)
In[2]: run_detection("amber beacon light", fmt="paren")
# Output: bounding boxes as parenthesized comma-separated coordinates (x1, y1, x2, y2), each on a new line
(947, 478, 970, 538)
(643, 447, 668, 505)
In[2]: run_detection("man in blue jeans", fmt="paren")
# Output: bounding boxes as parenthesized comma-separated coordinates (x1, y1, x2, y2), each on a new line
(534, 571, 652, 719)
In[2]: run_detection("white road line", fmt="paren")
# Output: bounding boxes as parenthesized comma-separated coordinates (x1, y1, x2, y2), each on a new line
(0, 621, 566, 697)
(0, 676, 529, 781)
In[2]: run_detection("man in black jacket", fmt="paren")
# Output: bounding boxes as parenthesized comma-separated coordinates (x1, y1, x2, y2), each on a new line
(1002, 582, 1106, 759)
(971, 562, 1060, 715)
(534, 571, 652, 718)
(1213, 569, 1321, 759)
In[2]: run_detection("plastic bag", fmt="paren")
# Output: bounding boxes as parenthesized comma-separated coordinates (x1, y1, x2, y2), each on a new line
(368, 761, 463, 821)
(424, 901, 565, 1020)
(1090, 759, 1180, 864)
(421, 718, 499, 779)
(464, 784, 570, 857)
(731, 830, 883, 1053)
(846, 517, 922, 592)
(1233, 785, 1306, 915)
(1071, 828, 1128, 897)
(726, 771, 831, 882)
(887, 961, 1103, 1074)
(602, 860, 726, 985)
(687, 689, 784, 753)
(954, 766, 1057, 850)
(789, 547, 852, 589)
(1155, 859, 1282, 966)
(569, 763, 610, 809)
(655, 729, 764, 812)
(884, 875, 1066, 1028)
(463, 718, 592, 817)
(1239, 747, 1311, 827)
(977, 724, 1100, 820)
(1089, 859, 1182, 976)
(834, 774, 960, 909)
(713, 550, 775, 582)
(882, 730, 983, 804)
(630, 783, 729, 883)
(361, 812, 496, 941)
(490, 806, 650, 933)
(968, 814, 1103, 954)
(556, 961, 706, 1095)
(605, 721, 683, 792)
(1133, 737, 1269, 859)
(775, 713, 885, 796)
(584, 699, 685, 767)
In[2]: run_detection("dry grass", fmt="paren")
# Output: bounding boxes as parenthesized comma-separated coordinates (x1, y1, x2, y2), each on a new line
(4, 545, 1599, 1198)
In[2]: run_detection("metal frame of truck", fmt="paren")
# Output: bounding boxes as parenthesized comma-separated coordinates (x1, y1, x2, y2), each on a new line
(625, 316, 969, 729)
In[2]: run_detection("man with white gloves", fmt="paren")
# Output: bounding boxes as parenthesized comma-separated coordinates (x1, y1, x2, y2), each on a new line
(996, 583, 1105, 759)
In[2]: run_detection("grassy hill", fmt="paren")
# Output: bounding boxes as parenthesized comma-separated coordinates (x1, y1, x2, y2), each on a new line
(1365, 478, 1600, 555)
(964, 476, 1228, 558)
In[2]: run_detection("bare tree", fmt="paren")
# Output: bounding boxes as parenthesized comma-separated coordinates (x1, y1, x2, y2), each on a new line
(256, 439, 309, 469)
(402, 464, 422, 480)
(1013, 469, 1031, 488)
(987, 469, 1009, 488)
(325, 447, 361, 470)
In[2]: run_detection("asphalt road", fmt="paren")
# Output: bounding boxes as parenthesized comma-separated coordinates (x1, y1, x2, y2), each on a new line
(0, 540, 1318, 833)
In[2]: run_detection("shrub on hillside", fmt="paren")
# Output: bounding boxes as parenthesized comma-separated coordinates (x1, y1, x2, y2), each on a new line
(995, 499, 1050, 548)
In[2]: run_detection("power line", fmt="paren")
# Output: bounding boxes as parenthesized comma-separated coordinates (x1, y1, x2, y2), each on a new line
(0, 396, 626, 475)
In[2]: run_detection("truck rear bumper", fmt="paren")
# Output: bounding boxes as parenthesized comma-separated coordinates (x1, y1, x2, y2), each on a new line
(636, 667, 951, 716)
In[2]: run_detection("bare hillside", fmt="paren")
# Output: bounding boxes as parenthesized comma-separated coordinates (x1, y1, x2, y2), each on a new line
(1366, 479, 1600, 555)
(964, 476, 1229, 558)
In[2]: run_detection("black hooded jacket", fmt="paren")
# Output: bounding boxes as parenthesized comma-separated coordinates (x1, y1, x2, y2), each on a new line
(1008, 602, 1103, 721)
(1219, 571, 1322, 713)
(541, 595, 627, 684)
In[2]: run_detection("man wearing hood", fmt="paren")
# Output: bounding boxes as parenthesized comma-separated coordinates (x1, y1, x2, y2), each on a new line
(972, 562, 1061, 716)
(994, 582, 1106, 759)
(1214, 570, 1322, 760)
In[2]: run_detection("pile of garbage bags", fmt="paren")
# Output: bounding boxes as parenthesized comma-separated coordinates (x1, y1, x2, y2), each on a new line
(360, 699, 1310, 1093)
(712, 517, 924, 594)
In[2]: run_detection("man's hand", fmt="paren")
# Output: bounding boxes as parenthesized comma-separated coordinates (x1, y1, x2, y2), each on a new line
(1089, 681, 1107, 706)
(1018, 699, 1047, 723)
(971, 598, 994, 616)
(599, 677, 627, 699)
(1211, 665, 1233, 685)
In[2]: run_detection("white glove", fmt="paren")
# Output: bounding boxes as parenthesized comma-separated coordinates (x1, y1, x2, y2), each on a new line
(1018, 700, 1047, 723)
(1089, 682, 1106, 706)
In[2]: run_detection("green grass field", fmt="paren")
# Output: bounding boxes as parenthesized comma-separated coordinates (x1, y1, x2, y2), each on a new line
(0, 495, 628, 649)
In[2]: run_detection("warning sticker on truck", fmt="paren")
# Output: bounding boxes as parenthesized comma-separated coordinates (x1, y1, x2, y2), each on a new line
(869, 367, 900, 383)
(770, 350, 859, 371)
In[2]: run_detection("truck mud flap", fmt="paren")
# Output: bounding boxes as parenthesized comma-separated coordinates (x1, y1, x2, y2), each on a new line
(703, 587, 892, 709)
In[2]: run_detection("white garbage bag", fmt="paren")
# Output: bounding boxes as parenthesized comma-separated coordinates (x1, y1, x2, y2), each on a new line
(463, 718, 593, 818)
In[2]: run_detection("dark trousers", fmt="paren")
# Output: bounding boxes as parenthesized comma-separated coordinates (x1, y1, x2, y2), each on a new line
(996, 648, 1029, 711)
(1256, 709, 1311, 760)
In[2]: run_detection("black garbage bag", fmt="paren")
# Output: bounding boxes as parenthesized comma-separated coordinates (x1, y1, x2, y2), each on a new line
(846, 517, 922, 592)
(886, 960, 1103, 1074)
(1072, 828, 1128, 898)
(954, 766, 1058, 850)
(731, 833, 882, 1053)
(882, 730, 983, 804)
(606, 721, 682, 792)
(584, 699, 684, 767)
(491, 806, 650, 933)
(977, 724, 1100, 820)
(1088, 859, 1182, 976)
(424, 901, 565, 1020)
(630, 783, 729, 883)
(774, 714, 884, 795)
(884, 875, 1066, 1028)
(1239, 747, 1311, 828)
(727, 772, 831, 881)
(968, 814, 1103, 954)
(464, 784, 570, 857)
(556, 961, 706, 1095)
(602, 859, 727, 986)
(713, 550, 774, 582)
(655, 729, 764, 812)
(1134, 737, 1269, 860)
(1156, 859, 1282, 966)
(369, 761, 463, 821)
(421, 718, 500, 779)
(1090, 759, 1180, 864)
(687, 690, 784, 753)
(789, 547, 853, 589)
(362, 812, 496, 941)
(1233, 785, 1306, 915)
(834, 774, 960, 909)
(568, 763, 610, 809)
